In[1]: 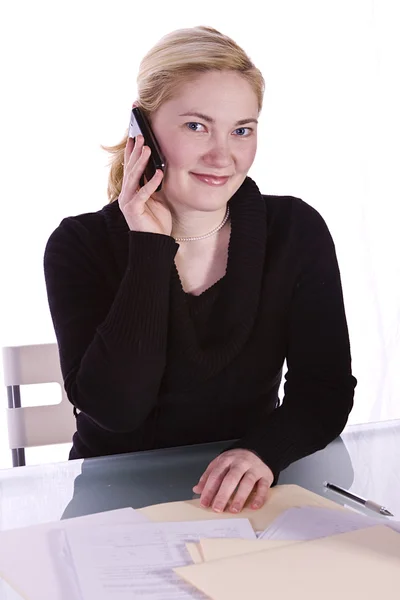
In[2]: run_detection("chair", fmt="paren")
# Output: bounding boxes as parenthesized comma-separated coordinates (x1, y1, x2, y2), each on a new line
(2, 343, 76, 467)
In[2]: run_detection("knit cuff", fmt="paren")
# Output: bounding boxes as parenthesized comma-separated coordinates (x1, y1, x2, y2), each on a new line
(100, 231, 179, 352)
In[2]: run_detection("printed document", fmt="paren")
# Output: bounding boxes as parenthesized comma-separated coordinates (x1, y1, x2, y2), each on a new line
(259, 505, 400, 540)
(64, 518, 256, 599)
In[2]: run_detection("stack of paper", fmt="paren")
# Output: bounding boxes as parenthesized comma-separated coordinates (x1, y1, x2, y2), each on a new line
(258, 504, 400, 540)
(182, 504, 400, 563)
(0, 484, 398, 600)
(63, 517, 256, 599)
(175, 526, 400, 600)
(138, 483, 347, 530)
(0, 507, 147, 600)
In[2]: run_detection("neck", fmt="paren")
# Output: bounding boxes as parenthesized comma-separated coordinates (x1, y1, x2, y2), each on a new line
(170, 205, 228, 241)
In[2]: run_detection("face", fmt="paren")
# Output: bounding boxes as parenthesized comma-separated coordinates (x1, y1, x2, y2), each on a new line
(151, 70, 259, 212)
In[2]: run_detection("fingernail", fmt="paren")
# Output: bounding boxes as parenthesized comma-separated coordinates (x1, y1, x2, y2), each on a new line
(230, 505, 239, 513)
(251, 502, 260, 509)
(212, 504, 223, 513)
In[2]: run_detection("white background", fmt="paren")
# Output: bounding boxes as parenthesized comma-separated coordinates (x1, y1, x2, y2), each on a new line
(0, 0, 399, 468)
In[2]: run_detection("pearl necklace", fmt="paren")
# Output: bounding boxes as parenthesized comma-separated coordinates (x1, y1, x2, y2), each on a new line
(174, 207, 230, 243)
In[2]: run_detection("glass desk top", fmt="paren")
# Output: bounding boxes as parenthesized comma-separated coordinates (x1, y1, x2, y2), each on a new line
(1, 419, 399, 530)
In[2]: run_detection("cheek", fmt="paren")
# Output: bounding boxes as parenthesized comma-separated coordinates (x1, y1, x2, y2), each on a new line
(239, 143, 257, 170)
(159, 134, 195, 171)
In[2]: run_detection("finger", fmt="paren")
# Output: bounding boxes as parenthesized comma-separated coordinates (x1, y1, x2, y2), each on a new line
(229, 471, 260, 513)
(120, 143, 151, 208)
(209, 465, 248, 513)
(198, 464, 231, 509)
(192, 457, 221, 493)
(122, 169, 164, 219)
(193, 479, 206, 494)
(139, 168, 164, 198)
(122, 135, 144, 184)
(123, 137, 135, 170)
(131, 143, 151, 178)
(125, 134, 144, 169)
(193, 470, 211, 494)
(250, 478, 271, 510)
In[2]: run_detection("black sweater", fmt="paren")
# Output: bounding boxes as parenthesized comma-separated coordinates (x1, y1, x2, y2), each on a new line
(44, 177, 356, 478)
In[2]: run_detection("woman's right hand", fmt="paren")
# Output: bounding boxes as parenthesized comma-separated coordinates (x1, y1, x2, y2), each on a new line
(119, 134, 172, 236)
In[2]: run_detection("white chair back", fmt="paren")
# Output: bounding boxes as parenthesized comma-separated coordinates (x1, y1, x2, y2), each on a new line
(2, 343, 76, 454)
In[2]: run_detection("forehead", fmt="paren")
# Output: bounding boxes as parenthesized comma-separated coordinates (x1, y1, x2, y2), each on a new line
(161, 71, 259, 118)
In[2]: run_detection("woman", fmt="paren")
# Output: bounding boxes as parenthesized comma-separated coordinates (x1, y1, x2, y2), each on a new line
(44, 26, 357, 515)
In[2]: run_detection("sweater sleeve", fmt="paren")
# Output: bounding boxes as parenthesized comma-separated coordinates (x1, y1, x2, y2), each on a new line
(44, 215, 179, 432)
(230, 203, 357, 478)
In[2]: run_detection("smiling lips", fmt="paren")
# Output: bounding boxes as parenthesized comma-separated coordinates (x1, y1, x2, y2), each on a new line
(191, 173, 230, 186)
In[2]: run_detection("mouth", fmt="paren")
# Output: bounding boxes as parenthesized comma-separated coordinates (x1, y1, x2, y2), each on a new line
(190, 173, 231, 186)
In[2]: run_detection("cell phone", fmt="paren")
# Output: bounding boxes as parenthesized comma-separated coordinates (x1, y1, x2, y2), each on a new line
(129, 107, 165, 192)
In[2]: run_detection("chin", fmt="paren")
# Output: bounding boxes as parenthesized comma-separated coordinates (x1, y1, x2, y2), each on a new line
(162, 176, 244, 212)
(181, 191, 231, 213)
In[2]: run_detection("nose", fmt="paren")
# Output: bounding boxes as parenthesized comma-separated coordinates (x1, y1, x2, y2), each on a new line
(202, 137, 233, 169)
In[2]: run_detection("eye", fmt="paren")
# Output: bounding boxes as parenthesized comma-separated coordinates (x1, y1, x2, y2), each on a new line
(185, 122, 206, 132)
(233, 127, 252, 137)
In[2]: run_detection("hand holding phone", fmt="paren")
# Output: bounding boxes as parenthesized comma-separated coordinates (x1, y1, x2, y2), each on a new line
(129, 108, 165, 192)
(118, 117, 171, 236)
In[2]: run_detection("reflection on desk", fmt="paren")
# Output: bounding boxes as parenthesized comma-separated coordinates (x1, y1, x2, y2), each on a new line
(0, 420, 399, 531)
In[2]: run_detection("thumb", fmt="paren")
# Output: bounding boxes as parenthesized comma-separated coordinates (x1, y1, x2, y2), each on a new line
(193, 475, 207, 493)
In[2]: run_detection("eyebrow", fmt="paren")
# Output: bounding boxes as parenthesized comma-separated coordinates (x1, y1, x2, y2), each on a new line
(179, 112, 258, 126)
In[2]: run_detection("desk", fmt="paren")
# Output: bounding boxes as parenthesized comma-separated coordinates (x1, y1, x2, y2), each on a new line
(0, 419, 399, 598)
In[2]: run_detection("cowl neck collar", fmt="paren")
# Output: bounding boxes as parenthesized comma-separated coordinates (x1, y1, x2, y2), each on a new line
(167, 176, 267, 385)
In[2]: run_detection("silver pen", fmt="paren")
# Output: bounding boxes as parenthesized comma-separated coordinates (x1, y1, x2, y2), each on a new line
(323, 481, 394, 517)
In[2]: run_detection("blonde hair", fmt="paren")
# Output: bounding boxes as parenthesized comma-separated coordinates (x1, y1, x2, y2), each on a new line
(105, 26, 265, 202)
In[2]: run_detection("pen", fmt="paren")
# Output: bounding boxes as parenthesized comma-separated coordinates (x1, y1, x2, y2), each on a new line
(323, 481, 394, 517)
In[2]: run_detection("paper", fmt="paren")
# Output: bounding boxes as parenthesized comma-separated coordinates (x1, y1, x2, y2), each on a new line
(199, 537, 299, 561)
(0, 485, 359, 600)
(260, 505, 400, 540)
(65, 518, 256, 599)
(0, 508, 147, 600)
(139, 484, 346, 531)
(193, 503, 395, 563)
(175, 526, 400, 600)
(186, 543, 204, 564)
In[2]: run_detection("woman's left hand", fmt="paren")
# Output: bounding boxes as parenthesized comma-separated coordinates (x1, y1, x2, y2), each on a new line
(192, 449, 274, 513)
